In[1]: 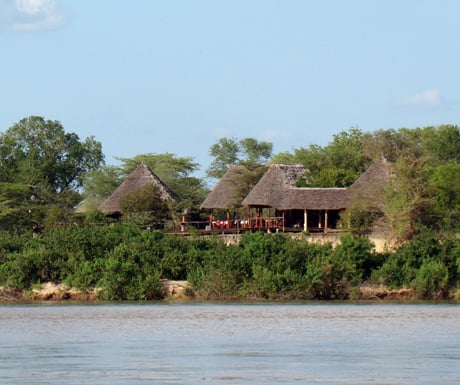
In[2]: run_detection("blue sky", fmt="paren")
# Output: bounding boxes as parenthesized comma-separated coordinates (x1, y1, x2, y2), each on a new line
(1, 0, 459, 176)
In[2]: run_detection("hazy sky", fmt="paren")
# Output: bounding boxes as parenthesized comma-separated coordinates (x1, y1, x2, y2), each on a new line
(1, 0, 459, 175)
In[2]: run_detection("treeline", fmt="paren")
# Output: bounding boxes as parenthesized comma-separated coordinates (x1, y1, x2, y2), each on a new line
(1, 225, 458, 301)
(2, 117, 460, 244)
(2, 116, 460, 302)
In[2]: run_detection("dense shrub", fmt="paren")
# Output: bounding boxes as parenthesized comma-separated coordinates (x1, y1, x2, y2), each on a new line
(413, 260, 449, 299)
(334, 234, 383, 280)
(372, 229, 459, 294)
(0, 225, 458, 300)
(0, 247, 62, 287)
(305, 250, 356, 300)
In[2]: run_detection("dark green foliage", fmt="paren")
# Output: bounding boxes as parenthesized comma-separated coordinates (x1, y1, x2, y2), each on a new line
(342, 205, 384, 236)
(120, 184, 171, 227)
(0, 248, 52, 287)
(0, 116, 103, 231)
(334, 234, 383, 280)
(372, 229, 459, 297)
(0, 116, 103, 193)
(0, 224, 458, 301)
(285, 128, 370, 188)
(304, 251, 355, 300)
(413, 260, 449, 299)
(98, 245, 163, 301)
(187, 243, 247, 299)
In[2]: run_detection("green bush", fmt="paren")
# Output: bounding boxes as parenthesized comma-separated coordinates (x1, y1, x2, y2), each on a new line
(305, 250, 356, 299)
(243, 265, 309, 300)
(334, 234, 383, 280)
(0, 223, 457, 301)
(372, 230, 458, 293)
(0, 247, 62, 288)
(98, 251, 164, 301)
(413, 260, 449, 299)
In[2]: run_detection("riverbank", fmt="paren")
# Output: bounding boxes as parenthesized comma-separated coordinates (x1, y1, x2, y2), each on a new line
(0, 280, 191, 302)
(0, 281, 434, 303)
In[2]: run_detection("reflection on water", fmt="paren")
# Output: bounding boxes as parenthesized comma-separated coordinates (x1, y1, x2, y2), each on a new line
(0, 303, 459, 384)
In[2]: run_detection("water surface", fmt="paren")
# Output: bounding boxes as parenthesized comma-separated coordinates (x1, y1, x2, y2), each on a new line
(0, 303, 459, 384)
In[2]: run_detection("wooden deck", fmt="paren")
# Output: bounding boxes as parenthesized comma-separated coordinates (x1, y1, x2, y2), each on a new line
(176, 217, 341, 235)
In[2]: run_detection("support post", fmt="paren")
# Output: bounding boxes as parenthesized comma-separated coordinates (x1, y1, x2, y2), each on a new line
(324, 210, 328, 233)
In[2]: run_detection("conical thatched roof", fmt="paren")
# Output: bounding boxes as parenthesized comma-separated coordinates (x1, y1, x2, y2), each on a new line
(347, 157, 392, 209)
(350, 157, 392, 191)
(98, 163, 177, 215)
(200, 165, 250, 210)
(242, 163, 307, 208)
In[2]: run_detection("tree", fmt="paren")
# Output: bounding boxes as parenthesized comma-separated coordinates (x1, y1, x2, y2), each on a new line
(81, 165, 124, 199)
(207, 137, 273, 179)
(0, 182, 33, 230)
(0, 116, 103, 196)
(0, 116, 104, 230)
(238, 138, 273, 167)
(384, 157, 435, 240)
(429, 162, 460, 232)
(420, 125, 460, 164)
(275, 128, 369, 187)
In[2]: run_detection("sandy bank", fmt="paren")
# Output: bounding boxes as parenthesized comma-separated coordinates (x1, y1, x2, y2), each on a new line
(358, 284, 414, 300)
(0, 280, 190, 302)
(0, 281, 419, 302)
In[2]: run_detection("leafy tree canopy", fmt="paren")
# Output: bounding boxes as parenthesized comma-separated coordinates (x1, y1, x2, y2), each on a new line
(0, 116, 104, 194)
(81, 165, 124, 199)
(207, 137, 273, 179)
(274, 128, 370, 187)
(0, 116, 104, 231)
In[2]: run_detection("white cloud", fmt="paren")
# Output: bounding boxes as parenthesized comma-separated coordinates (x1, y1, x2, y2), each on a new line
(0, 0, 68, 32)
(16, 0, 53, 15)
(398, 89, 443, 107)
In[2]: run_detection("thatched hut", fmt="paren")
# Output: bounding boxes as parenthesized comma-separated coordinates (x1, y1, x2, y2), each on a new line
(200, 164, 267, 230)
(199, 158, 391, 233)
(98, 162, 177, 217)
(242, 159, 391, 232)
(348, 156, 392, 208)
(200, 165, 248, 211)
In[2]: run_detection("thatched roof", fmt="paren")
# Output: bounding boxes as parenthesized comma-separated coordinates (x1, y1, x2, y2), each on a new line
(282, 188, 349, 210)
(242, 159, 391, 211)
(350, 157, 392, 191)
(347, 157, 392, 209)
(98, 162, 177, 214)
(200, 165, 249, 210)
(242, 163, 307, 208)
(201, 159, 392, 213)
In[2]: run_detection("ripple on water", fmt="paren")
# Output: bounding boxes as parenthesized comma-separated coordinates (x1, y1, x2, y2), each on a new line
(0, 303, 459, 384)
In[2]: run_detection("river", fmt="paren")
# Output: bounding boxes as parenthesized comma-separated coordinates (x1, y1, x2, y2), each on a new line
(0, 303, 459, 384)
